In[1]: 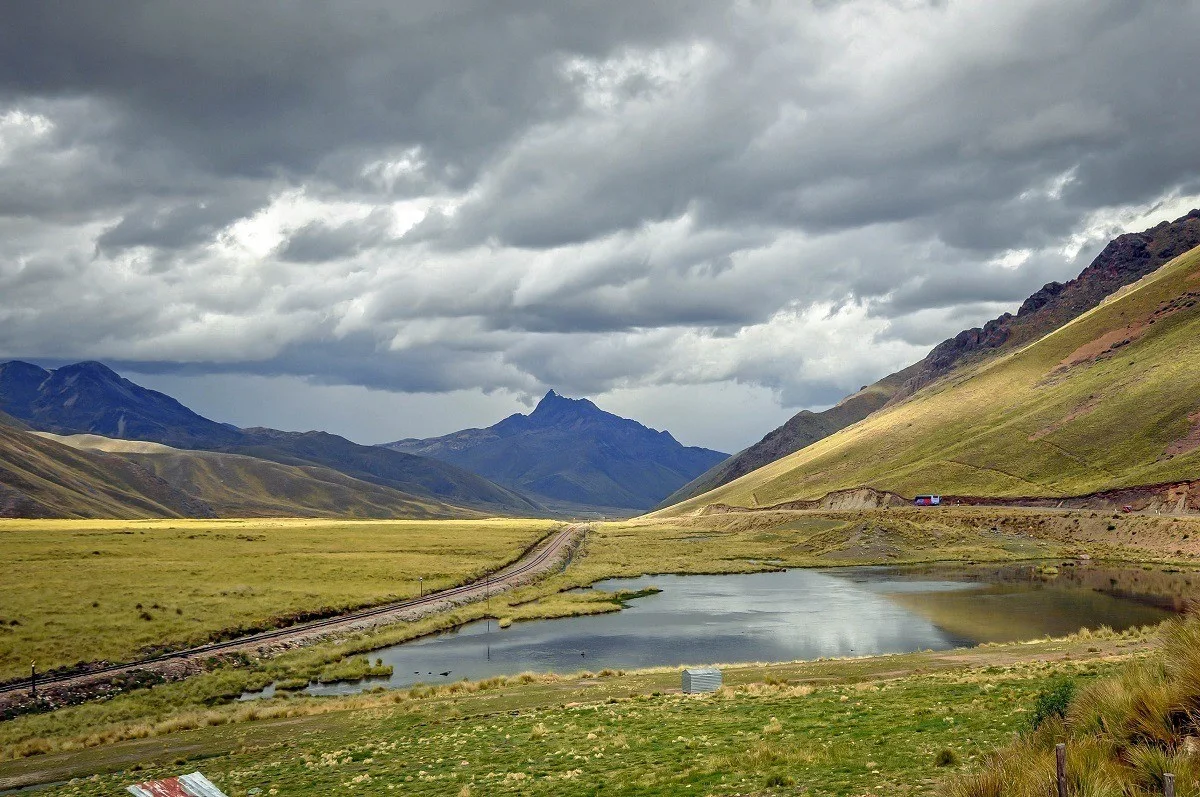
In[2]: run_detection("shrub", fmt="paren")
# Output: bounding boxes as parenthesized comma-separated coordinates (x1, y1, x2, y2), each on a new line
(1032, 679, 1076, 729)
(764, 772, 795, 787)
(935, 748, 960, 767)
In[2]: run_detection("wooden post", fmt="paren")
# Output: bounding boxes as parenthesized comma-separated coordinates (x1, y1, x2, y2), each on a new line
(30, 662, 36, 699)
(1055, 743, 1067, 797)
(1165, 772, 1175, 797)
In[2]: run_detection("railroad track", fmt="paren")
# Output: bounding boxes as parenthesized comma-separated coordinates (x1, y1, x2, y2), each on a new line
(0, 523, 586, 697)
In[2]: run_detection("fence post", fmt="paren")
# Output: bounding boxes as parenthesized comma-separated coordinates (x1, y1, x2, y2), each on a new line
(1165, 772, 1175, 797)
(1056, 743, 1067, 797)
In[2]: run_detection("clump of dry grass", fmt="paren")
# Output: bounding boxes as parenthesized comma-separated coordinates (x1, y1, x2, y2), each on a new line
(953, 613, 1200, 795)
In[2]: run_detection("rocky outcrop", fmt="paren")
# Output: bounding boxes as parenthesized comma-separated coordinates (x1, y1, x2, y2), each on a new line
(895, 209, 1200, 399)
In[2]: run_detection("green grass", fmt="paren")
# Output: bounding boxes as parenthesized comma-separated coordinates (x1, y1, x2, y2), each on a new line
(0, 518, 556, 681)
(571, 507, 1200, 584)
(664, 245, 1200, 512)
(4, 630, 1152, 796)
(2, 509, 1196, 782)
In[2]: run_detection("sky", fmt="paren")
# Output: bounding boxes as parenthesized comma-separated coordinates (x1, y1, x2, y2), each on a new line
(2, 1, 1199, 453)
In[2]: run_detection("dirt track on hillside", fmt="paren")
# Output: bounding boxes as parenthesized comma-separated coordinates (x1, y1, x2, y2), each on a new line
(698, 480, 1200, 516)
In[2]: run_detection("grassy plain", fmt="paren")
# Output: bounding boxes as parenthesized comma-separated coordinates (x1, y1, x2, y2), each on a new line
(3, 508, 1199, 787)
(558, 507, 1200, 586)
(3, 507, 1192, 761)
(665, 245, 1200, 512)
(0, 518, 556, 681)
(1, 628, 1160, 796)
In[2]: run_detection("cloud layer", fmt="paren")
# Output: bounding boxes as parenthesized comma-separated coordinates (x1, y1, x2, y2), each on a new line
(2, 1, 1199, 447)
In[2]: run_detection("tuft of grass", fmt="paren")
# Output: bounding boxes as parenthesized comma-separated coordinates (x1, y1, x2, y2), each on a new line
(935, 748, 960, 767)
(954, 613, 1200, 795)
(1031, 678, 1076, 729)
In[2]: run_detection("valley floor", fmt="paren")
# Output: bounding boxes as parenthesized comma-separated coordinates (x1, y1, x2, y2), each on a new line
(0, 627, 1159, 795)
(2, 507, 1199, 794)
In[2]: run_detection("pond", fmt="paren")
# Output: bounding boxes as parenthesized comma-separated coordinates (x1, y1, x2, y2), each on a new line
(242, 562, 1193, 699)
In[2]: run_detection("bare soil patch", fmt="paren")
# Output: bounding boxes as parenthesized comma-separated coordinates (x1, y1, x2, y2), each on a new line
(1166, 411, 1200, 456)
(1029, 397, 1101, 440)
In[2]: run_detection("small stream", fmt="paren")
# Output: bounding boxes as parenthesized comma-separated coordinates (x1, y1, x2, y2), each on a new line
(241, 561, 1191, 699)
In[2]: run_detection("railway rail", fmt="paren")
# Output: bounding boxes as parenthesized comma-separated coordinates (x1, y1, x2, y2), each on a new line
(0, 523, 586, 697)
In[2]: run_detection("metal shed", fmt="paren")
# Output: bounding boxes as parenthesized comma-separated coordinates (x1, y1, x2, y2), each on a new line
(127, 772, 229, 797)
(682, 667, 722, 693)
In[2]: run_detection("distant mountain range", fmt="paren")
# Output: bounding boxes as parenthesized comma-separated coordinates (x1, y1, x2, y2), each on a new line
(0, 361, 539, 518)
(383, 390, 728, 511)
(0, 361, 722, 518)
(663, 209, 1200, 507)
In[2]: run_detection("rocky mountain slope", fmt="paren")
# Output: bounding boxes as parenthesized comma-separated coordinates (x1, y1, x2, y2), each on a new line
(0, 362, 540, 517)
(665, 210, 1200, 506)
(661, 241, 1200, 513)
(384, 390, 727, 511)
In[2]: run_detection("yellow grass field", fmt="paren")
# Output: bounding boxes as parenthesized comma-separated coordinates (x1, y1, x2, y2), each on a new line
(0, 518, 556, 681)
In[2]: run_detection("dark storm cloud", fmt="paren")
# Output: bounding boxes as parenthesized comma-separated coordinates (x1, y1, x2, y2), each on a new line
(97, 189, 272, 255)
(276, 211, 395, 263)
(0, 1, 721, 183)
(1, 0, 1200, 439)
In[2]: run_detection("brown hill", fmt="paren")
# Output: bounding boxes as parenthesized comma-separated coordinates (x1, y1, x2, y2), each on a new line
(0, 416, 211, 519)
(37, 432, 470, 519)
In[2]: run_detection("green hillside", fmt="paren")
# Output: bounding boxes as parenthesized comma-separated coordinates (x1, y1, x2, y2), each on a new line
(665, 211, 1200, 507)
(664, 243, 1200, 513)
(36, 433, 469, 519)
(0, 419, 207, 519)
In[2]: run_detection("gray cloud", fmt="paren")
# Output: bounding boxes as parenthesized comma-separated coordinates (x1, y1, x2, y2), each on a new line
(1, 1, 1199, 449)
(276, 210, 396, 263)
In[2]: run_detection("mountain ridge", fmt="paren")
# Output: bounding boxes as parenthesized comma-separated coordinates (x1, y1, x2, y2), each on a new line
(660, 240, 1200, 514)
(0, 361, 541, 517)
(663, 210, 1200, 507)
(384, 390, 727, 511)
(34, 432, 469, 519)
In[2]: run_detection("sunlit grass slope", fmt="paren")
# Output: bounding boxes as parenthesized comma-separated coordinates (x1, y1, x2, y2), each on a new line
(36, 432, 470, 519)
(666, 244, 1200, 512)
(0, 518, 554, 681)
(0, 419, 204, 519)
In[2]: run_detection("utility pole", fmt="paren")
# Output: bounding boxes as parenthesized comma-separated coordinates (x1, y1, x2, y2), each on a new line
(486, 572, 491, 661)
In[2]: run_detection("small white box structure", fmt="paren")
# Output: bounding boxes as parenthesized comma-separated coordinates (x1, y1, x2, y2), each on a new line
(682, 667, 722, 693)
(127, 772, 229, 797)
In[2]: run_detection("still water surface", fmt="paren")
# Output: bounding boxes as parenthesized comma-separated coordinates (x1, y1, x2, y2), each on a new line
(244, 562, 1190, 699)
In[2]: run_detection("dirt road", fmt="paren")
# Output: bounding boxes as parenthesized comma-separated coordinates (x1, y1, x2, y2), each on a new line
(0, 523, 589, 714)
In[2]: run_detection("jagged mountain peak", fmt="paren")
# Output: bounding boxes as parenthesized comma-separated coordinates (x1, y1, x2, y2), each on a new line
(383, 392, 728, 511)
(529, 390, 604, 421)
